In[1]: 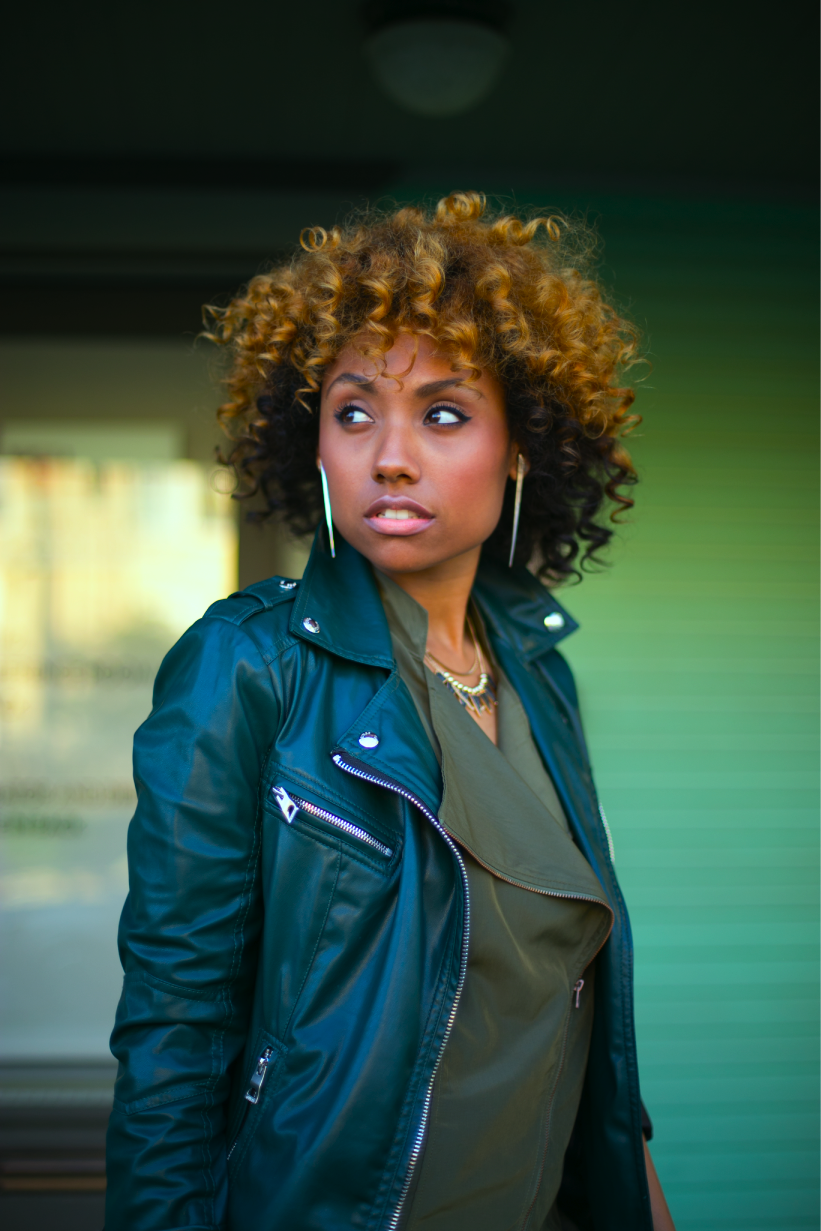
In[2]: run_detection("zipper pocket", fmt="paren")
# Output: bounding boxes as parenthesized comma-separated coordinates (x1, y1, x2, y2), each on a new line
(228, 1041, 280, 1162)
(245, 1046, 275, 1105)
(272, 785, 394, 859)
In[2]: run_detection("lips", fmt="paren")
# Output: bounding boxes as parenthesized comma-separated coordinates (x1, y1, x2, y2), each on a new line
(364, 495, 435, 537)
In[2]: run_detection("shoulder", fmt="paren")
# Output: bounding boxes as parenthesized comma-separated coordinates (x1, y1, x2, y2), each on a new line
(152, 576, 303, 704)
(200, 576, 302, 660)
(203, 576, 301, 629)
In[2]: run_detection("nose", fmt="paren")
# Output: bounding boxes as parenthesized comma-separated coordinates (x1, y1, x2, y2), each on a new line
(371, 421, 421, 486)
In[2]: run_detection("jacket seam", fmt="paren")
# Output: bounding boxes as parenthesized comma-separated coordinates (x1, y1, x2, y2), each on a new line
(206, 742, 266, 1223)
(200, 1087, 215, 1220)
(197, 615, 279, 679)
(257, 633, 315, 679)
(260, 631, 299, 662)
(125, 971, 230, 1002)
(186, 621, 271, 1227)
(114, 1081, 213, 1116)
(203, 605, 298, 671)
(203, 587, 298, 627)
(283, 850, 341, 1040)
(241, 626, 298, 666)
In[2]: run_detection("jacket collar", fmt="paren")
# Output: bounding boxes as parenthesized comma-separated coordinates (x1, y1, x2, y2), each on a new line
(290, 530, 395, 668)
(471, 556, 578, 661)
(291, 528, 577, 667)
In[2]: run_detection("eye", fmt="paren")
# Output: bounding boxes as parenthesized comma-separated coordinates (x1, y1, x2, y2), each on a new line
(425, 404, 469, 426)
(335, 404, 372, 425)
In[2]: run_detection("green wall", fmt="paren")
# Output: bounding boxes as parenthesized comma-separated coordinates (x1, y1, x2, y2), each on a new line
(537, 195, 819, 1228)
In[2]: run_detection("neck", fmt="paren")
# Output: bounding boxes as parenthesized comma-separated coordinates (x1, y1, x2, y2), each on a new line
(381, 546, 480, 672)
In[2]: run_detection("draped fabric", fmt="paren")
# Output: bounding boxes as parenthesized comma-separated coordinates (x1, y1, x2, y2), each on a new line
(377, 574, 612, 1231)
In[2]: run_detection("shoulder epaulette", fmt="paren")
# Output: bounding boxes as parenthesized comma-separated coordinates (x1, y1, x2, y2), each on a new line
(203, 577, 301, 626)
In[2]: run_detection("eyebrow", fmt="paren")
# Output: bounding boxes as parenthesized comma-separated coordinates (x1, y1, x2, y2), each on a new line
(326, 373, 377, 393)
(414, 378, 482, 399)
(326, 373, 483, 399)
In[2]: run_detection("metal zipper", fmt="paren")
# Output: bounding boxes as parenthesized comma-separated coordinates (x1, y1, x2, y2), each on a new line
(227, 1044, 277, 1161)
(331, 752, 470, 1231)
(245, 1046, 275, 1104)
(272, 785, 393, 858)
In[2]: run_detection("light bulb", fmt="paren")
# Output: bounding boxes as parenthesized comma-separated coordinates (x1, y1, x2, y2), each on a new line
(365, 18, 509, 117)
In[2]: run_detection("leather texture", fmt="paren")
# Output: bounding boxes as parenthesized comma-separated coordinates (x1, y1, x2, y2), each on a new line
(105, 530, 653, 1231)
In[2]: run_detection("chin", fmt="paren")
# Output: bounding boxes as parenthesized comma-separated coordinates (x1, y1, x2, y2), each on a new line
(356, 533, 475, 576)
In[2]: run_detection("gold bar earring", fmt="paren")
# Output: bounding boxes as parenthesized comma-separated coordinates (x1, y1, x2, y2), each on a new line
(508, 453, 525, 568)
(319, 460, 335, 558)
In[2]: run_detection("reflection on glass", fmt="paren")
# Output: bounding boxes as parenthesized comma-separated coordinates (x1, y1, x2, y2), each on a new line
(0, 457, 237, 1059)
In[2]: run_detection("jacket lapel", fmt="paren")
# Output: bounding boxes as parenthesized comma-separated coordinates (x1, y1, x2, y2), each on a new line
(293, 531, 443, 811)
(471, 556, 578, 661)
(472, 558, 617, 900)
(333, 673, 443, 818)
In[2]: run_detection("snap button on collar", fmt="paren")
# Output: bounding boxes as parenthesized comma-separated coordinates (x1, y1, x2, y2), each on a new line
(358, 732, 379, 749)
(302, 617, 320, 634)
(543, 612, 565, 631)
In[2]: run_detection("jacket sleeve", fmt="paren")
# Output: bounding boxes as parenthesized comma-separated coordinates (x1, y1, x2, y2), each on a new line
(105, 615, 278, 1231)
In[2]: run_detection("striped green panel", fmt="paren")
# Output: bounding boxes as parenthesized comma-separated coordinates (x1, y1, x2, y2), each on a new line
(554, 198, 820, 1229)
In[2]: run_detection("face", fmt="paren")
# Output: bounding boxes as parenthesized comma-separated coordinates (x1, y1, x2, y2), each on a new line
(318, 333, 518, 577)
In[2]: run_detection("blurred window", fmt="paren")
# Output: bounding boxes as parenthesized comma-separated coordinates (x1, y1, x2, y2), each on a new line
(0, 425, 237, 1064)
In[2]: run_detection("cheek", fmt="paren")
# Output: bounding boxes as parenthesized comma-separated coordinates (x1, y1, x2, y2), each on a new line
(445, 425, 511, 504)
(318, 418, 357, 478)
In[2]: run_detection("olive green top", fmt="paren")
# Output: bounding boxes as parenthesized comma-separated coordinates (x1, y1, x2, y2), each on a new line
(377, 573, 612, 1231)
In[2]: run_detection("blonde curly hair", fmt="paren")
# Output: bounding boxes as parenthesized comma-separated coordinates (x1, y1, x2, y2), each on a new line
(205, 191, 641, 579)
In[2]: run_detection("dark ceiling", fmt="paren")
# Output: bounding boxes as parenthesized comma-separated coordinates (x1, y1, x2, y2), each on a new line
(2, 0, 817, 333)
(5, 0, 817, 187)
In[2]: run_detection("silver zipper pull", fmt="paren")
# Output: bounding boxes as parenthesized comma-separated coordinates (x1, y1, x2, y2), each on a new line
(245, 1046, 274, 1104)
(573, 978, 584, 1009)
(272, 786, 299, 823)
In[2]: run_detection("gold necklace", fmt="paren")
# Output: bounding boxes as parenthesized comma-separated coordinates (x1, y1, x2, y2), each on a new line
(424, 616, 497, 717)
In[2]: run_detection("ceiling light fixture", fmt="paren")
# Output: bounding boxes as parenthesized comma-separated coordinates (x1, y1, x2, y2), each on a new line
(363, 1, 512, 118)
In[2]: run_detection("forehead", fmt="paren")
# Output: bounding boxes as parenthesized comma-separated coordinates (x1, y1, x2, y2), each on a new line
(321, 333, 495, 392)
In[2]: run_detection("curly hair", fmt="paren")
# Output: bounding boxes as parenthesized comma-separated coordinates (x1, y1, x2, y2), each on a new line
(204, 191, 641, 581)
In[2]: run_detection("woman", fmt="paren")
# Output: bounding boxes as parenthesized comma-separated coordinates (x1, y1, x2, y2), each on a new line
(106, 193, 675, 1230)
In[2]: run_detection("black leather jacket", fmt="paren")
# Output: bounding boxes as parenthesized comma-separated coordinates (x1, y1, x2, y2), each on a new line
(105, 532, 653, 1230)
